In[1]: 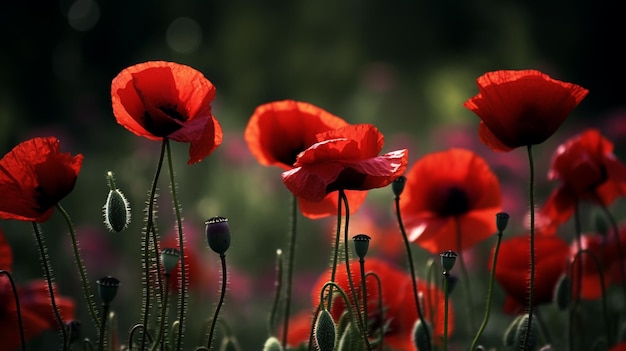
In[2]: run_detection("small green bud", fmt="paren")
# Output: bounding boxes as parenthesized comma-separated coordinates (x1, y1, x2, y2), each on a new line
(219, 337, 240, 351)
(553, 274, 571, 311)
(161, 248, 181, 275)
(103, 189, 131, 232)
(96, 276, 120, 305)
(352, 234, 371, 260)
(503, 314, 524, 348)
(262, 336, 283, 351)
(496, 212, 510, 234)
(205, 216, 231, 254)
(412, 319, 432, 351)
(440, 250, 458, 273)
(337, 323, 362, 351)
(315, 309, 337, 351)
(392, 175, 407, 197)
(513, 314, 537, 351)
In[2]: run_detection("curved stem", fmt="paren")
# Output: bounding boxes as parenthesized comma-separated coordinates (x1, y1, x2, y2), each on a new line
(150, 274, 171, 351)
(454, 216, 475, 334)
(31, 222, 68, 349)
(268, 249, 283, 335)
(525, 144, 536, 351)
(140, 139, 167, 350)
(364, 272, 384, 351)
(207, 253, 228, 349)
(165, 139, 187, 350)
(326, 191, 343, 310)
(281, 195, 299, 348)
(97, 304, 109, 351)
(470, 230, 504, 349)
(56, 203, 101, 332)
(0, 270, 26, 351)
(394, 195, 431, 351)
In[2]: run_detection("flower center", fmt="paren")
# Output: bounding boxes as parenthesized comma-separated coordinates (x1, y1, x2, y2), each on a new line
(437, 186, 470, 216)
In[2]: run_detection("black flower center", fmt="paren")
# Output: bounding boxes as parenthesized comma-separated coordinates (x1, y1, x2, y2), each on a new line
(437, 186, 470, 217)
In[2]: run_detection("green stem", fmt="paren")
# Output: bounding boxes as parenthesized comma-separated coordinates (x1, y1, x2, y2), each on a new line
(268, 249, 283, 335)
(31, 222, 68, 349)
(140, 139, 167, 350)
(281, 195, 299, 349)
(470, 230, 504, 349)
(364, 272, 384, 351)
(0, 270, 26, 351)
(326, 191, 343, 310)
(534, 309, 553, 346)
(525, 144, 536, 351)
(339, 190, 371, 351)
(97, 304, 109, 351)
(56, 203, 101, 332)
(394, 195, 431, 351)
(150, 274, 171, 351)
(319, 282, 364, 343)
(207, 253, 228, 349)
(165, 139, 187, 350)
(597, 202, 626, 303)
(359, 258, 367, 331)
(454, 216, 475, 334)
(442, 271, 450, 351)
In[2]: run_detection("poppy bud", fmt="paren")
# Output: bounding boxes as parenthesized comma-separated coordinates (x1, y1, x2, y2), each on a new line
(412, 319, 432, 351)
(553, 274, 571, 311)
(392, 175, 407, 197)
(337, 323, 362, 351)
(592, 210, 609, 237)
(219, 337, 240, 351)
(440, 250, 458, 273)
(503, 314, 525, 348)
(495, 212, 510, 234)
(103, 171, 131, 232)
(161, 248, 181, 275)
(205, 216, 231, 254)
(66, 320, 82, 343)
(97, 276, 120, 305)
(262, 337, 283, 351)
(513, 314, 537, 350)
(352, 234, 371, 260)
(315, 309, 337, 351)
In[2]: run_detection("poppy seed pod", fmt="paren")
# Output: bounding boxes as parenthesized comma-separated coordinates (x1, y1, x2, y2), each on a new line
(496, 212, 510, 234)
(205, 216, 231, 254)
(440, 250, 458, 273)
(96, 276, 120, 305)
(352, 234, 371, 260)
(160, 248, 181, 274)
(392, 175, 407, 197)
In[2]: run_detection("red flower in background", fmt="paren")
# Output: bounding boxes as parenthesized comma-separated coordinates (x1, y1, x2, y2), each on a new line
(569, 233, 617, 300)
(495, 234, 569, 314)
(539, 129, 626, 233)
(0, 137, 83, 222)
(464, 69, 588, 152)
(285, 258, 453, 350)
(282, 124, 408, 202)
(400, 148, 501, 254)
(245, 100, 367, 219)
(0, 229, 76, 351)
(111, 61, 222, 164)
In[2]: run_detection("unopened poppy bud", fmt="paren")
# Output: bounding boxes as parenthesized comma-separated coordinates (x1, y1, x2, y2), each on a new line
(392, 175, 407, 197)
(219, 337, 240, 351)
(66, 320, 82, 343)
(205, 216, 231, 254)
(553, 274, 571, 311)
(262, 336, 283, 351)
(440, 250, 458, 273)
(315, 309, 337, 351)
(96, 276, 120, 305)
(495, 212, 510, 233)
(503, 314, 525, 347)
(592, 210, 609, 236)
(412, 319, 432, 351)
(539, 345, 554, 351)
(514, 314, 537, 350)
(161, 248, 181, 275)
(103, 171, 130, 232)
(352, 234, 371, 260)
(337, 323, 361, 351)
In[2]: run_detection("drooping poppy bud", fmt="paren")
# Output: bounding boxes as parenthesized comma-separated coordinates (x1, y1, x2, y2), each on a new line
(314, 309, 337, 351)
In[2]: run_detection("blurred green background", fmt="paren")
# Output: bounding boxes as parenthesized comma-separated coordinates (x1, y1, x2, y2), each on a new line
(1, 0, 625, 350)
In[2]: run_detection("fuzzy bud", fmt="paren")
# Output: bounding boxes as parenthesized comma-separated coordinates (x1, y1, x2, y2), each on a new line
(553, 274, 571, 311)
(205, 216, 231, 254)
(160, 248, 181, 275)
(103, 171, 130, 232)
(352, 234, 371, 260)
(96, 276, 120, 305)
(337, 323, 362, 351)
(412, 319, 432, 351)
(514, 314, 537, 350)
(315, 309, 337, 351)
(262, 337, 283, 351)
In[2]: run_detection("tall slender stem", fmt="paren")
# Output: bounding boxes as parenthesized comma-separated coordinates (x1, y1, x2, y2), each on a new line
(525, 144, 536, 351)
(56, 203, 101, 332)
(268, 249, 283, 335)
(140, 140, 167, 350)
(454, 216, 475, 334)
(442, 271, 450, 351)
(165, 139, 186, 350)
(150, 274, 171, 351)
(359, 258, 367, 330)
(0, 270, 26, 351)
(326, 191, 343, 310)
(207, 253, 228, 349)
(97, 304, 109, 351)
(31, 222, 68, 349)
(597, 202, 626, 302)
(394, 195, 431, 351)
(470, 230, 504, 349)
(281, 195, 299, 348)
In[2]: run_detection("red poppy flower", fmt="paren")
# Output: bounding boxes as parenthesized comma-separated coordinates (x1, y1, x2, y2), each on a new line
(539, 129, 626, 233)
(400, 148, 502, 254)
(285, 258, 453, 350)
(245, 100, 367, 219)
(0, 229, 76, 351)
(111, 61, 222, 164)
(464, 70, 589, 152)
(568, 233, 618, 300)
(0, 137, 83, 222)
(282, 124, 408, 202)
(494, 234, 569, 314)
